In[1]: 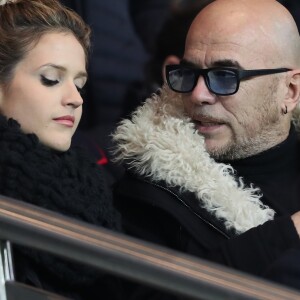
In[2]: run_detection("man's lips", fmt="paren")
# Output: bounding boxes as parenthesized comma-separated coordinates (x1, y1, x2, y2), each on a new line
(193, 117, 226, 133)
(193, 116, 225, 125)
(53, 115, 75, 127)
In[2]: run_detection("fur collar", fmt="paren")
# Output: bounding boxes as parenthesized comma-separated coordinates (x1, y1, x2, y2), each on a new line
(113, 86, 278, 234)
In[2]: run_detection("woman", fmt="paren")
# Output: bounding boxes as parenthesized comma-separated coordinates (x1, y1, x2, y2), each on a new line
(0, 0, 121, 299)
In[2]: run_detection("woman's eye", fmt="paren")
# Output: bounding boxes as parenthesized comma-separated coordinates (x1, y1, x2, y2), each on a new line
(41, 75, 59, 87)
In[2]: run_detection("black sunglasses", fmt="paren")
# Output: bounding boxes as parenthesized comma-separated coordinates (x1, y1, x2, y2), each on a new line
(165, 64, 291, 96)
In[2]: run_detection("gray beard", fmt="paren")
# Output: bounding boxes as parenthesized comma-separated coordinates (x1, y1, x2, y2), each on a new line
(208, 78, 286, 161)
(208, 103, 285, 161)
(208, 127, 284, 161)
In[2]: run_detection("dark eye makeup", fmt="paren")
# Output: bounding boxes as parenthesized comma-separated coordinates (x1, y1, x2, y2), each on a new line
(40, 74, 86, 96)
(40, 75, 59, 87)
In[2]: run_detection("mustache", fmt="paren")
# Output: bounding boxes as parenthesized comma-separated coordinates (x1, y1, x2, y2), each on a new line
(191, 113, 227, 124)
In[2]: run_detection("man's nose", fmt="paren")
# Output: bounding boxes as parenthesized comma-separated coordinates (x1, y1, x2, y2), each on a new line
(189, 76, 217, 105)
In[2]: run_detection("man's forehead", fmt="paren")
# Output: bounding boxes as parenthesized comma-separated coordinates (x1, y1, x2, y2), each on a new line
(187, 10, 267, 48)
(183, 38, 266, 69)
(185, 8, 289, 68)
(185, 0, 300, 67)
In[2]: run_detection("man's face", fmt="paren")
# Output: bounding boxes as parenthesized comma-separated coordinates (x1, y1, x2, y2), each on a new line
(181, 14, 288, 160)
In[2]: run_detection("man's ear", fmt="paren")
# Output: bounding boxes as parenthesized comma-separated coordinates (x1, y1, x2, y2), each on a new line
(162, 55, 180, 82)
(284, 70, 300, 112)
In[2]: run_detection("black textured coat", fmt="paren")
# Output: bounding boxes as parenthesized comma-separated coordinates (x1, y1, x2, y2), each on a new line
(114, 169, 300, 276)
(113, 93, 300, 290)
(0, 115, 122, 299)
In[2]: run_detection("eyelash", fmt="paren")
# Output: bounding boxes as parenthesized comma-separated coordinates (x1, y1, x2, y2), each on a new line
(41, 75, 59, 87)
(41, 75, 85, 95)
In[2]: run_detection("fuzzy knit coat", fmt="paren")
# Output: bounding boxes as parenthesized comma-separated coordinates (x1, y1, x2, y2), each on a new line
(112, 86, 300, 279)
(0, 115, 122, 300)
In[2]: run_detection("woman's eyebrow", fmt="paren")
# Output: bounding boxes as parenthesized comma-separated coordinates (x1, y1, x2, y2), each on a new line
(40, 63, 88, 78)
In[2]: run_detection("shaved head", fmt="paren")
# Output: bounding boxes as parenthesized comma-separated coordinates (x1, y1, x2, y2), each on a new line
(181, 0, 300, 160)
(186, 0, 300, 68)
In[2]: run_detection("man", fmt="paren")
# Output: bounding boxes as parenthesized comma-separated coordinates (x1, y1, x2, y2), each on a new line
(112, 0, 300, 283)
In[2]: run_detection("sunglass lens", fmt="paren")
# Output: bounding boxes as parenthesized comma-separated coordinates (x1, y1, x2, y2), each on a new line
(168, 68, 195, 92)
(208, 70, 237, 95)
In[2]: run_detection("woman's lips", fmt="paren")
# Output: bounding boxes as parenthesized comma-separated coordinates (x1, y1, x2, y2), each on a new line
(53, 115, 75, 127)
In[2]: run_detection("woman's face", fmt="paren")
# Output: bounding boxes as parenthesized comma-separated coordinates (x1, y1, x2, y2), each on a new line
(0, 32, 87, 151)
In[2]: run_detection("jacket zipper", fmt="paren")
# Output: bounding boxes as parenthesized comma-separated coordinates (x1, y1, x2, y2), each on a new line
(149, 181, 231, 239)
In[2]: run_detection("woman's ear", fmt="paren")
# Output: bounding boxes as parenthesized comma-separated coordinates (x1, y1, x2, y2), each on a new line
(162, 55, 180, 82)
(284, 70, 300, 113)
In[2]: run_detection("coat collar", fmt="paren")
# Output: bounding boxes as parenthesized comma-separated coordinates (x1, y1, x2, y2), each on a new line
(113, 86, 290, 234)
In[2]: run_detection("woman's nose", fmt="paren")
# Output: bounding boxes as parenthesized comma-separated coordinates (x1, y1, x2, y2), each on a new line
(62, 83, 83, 108)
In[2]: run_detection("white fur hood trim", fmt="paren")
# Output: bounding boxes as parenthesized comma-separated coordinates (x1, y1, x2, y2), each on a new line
(112, 86, 275, 234)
